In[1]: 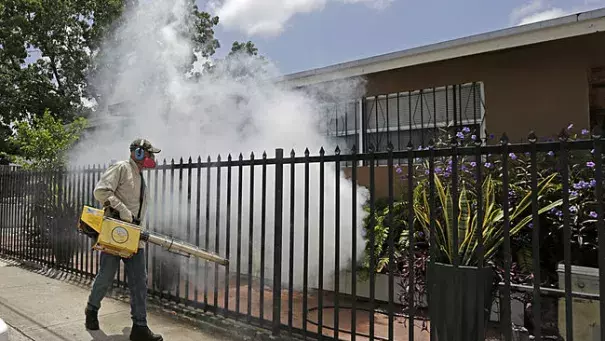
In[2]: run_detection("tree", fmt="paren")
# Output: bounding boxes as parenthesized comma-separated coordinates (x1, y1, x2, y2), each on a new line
(228, 41, 259, 57)
(0, 0, 262, 154)
(10, 110, 87, 171)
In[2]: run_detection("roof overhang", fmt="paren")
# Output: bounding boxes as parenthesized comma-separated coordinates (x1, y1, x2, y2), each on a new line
(276, 8, 605, 88)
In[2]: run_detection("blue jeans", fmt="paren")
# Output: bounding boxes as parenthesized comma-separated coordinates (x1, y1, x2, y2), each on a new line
(86, 248, 148, 326)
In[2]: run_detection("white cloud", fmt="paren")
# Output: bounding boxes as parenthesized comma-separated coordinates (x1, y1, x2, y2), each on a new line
(207, 0, 393, 37)
(510, 0, 605, 26)
(517, 7, 568, 25)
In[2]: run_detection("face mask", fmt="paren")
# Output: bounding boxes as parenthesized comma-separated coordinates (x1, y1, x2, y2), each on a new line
(142, 156, 157, 168)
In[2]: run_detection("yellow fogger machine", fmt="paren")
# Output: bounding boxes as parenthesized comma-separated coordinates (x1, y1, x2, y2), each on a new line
(78, 206, 229, 266)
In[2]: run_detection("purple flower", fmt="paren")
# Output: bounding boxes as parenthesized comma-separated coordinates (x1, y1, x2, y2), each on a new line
(582, 129, 590, 135)
(396, 167, 403, 174)
(435, 167, 443, 174)
(571, 190, 579, 197)
(461, 165, 468, 172)
(587, 161, 596, 168)
(470, 161, 477, 167)
(573, 181, 591, 190)
(547, 151, 555, 156)
(489, 134, 495, 139)
(567, 123, 574, 131)
(424, 169, 430, 175)
(551, 208, 563, 217)
(471, 134, 477, 141)
(456, 132, 465, 139)
(462, 127, 471, 133)
(484, 162, 493, 168)
(570, 206, 578, 213)
(590, 179, 597, 187)
(589, 211, 598, 219)
(528, 223, 533, 228)
(509, 153, 517, 160)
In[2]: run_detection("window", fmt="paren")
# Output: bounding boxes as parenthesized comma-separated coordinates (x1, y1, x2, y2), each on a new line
(589, 67, 605, 130)
(318, 100, 360, 153)
(362, 82, 486, 153)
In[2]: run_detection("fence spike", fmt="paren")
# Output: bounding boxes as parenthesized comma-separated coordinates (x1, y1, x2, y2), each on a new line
(250, 151, 255, 159)
(386, 142, 394, 151)
(474, 135, 482, 146)
(188, 156, 193, 163)
(500, 133, 509, 145)
(558, 128, 570, 141)
(217, 154, 222, 162)
(263, 151, 268, 159)
(527, 131, 538, 143)
(406, 140, 414, 150)
(163, 159, 167, 165)
(335, 146, 341, 155)
(227, 154, 232, 162)
(171, 158, 175, 165)
(368, 144, 375, 153)
(450, 134, 458, 146)
(351, 144, 357, 154)
(592, 125, 603, 139)
(207, 155, 211, 162)
(239, 153, 243, 160)
(304, 148, 310, 157)
(179, 157, 183, 164)
(197, 156, 202, 163)
(319, 147, 325, 155)
(290, 149, 295, 157)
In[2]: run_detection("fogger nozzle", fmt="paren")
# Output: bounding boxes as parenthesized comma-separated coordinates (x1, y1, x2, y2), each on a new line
(141, 232, 229, 266)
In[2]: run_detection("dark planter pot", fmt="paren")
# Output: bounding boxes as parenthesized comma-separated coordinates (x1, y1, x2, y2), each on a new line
(427, 262, 494, 341)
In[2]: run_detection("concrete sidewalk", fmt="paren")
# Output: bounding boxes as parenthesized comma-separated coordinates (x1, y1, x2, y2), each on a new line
(0, 259, 234, 341)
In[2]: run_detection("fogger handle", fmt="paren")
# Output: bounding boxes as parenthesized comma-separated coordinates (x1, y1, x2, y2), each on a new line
(141, 232, 229, 266)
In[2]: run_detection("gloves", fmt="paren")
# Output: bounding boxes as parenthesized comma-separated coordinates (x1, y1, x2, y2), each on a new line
(114, 202, 134, 223)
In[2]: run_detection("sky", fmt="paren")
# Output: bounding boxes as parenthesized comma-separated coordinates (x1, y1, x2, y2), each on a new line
(202, 0, 605, 75)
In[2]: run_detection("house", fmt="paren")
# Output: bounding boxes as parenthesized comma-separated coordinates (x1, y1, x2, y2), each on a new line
(276, 7, 605, 154)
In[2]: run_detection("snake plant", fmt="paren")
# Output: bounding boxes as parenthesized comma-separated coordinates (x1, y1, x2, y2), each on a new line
(413, 173, 563, 266)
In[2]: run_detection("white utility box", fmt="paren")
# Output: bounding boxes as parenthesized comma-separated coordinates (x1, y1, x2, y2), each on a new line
(557, 264, 600, 341)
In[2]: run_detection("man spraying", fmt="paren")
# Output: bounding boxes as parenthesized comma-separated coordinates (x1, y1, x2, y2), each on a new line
(84, 138, 163, 341)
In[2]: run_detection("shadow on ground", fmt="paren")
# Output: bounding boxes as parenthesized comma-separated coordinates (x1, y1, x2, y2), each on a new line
(87, 327, 131, 341)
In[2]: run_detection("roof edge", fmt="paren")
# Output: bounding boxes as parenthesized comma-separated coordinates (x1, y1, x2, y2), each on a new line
(276, 7, 605, 87)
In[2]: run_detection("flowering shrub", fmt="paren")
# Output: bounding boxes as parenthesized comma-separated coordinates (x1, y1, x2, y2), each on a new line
(360, 124, 603, 299)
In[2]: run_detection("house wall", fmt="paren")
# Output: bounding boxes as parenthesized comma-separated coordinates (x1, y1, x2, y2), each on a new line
(336, 31, 605, 198)
(361, 31, 605, 142)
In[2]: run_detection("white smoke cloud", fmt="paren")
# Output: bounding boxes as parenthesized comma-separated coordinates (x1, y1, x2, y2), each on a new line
(72, 0, 370, 292)
(206, 0, 393, 37)
(510, 0, 605, 26)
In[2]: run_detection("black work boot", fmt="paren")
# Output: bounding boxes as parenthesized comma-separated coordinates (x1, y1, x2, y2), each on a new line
(130, 325, 163, 341)
(84, 308, 99, 330)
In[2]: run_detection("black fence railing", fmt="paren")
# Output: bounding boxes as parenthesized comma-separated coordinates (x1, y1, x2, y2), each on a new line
(0, 129, 604, 341)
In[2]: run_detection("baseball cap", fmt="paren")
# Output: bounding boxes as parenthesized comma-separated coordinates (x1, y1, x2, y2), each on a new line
(130, 138, 161, 153)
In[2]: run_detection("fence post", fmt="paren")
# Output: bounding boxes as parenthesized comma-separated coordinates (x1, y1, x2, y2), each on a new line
(272, 148, 284, 336)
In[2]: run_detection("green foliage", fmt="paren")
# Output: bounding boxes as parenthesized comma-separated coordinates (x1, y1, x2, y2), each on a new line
(10, 110, 87, 171)
(412, 173, 562, 266)
(0, 0, 128, 124)
(229, 41, 259, 57)
(2, 0, 262, 155)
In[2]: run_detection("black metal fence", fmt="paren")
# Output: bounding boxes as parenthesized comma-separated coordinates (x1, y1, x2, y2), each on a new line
(0, 129, 604, 341)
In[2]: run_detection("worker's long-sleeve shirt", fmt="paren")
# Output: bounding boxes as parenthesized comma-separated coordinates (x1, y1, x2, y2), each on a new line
(94, 158, 148, 248)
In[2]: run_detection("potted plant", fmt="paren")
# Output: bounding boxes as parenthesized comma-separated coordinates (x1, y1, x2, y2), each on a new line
(413, 170, 562, 341)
